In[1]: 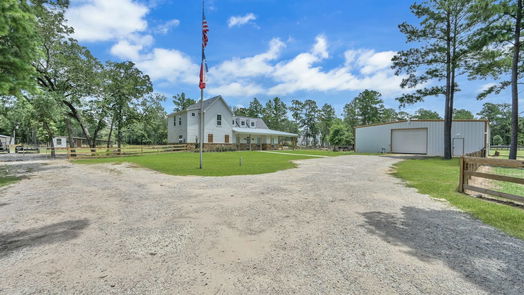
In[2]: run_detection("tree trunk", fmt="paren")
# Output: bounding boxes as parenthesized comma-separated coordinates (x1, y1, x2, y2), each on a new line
(43, 122, 55, 158)
(510, 0, 522, 160)
(443, 11, 453, 160)
(117, 107, 122, 153)
(62, 100, 93, 147)
(107, 118, 114, 148)
(91, 118, 106, 148)
(65, 117, 75, 148)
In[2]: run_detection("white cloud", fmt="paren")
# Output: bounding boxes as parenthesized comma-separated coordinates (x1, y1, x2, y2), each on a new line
(110, 34, 153, 60)
(228, 13, 257, 28)
(209, 38, 285, 84)
(66, 0, 149, 42)
(136, 48, 199, 85)
(312, 35, 329, 59)
(156, 19, 180, 34)
(479, 82, 497, 93)
(208, 82, 265, 97)
(203, 35, 403, 97)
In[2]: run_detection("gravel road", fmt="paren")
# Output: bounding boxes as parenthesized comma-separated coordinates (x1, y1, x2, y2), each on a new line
(0, 155, 523, 294)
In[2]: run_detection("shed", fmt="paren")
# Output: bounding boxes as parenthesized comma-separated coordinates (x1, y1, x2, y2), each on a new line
(355, 120, 489, 157)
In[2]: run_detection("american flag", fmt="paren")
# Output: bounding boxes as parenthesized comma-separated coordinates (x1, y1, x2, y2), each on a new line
(199, 8, 209, 89)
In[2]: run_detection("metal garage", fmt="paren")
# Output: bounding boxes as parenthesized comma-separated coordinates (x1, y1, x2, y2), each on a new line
(354, 120, 489, 157)
(391, 128, 428, 154)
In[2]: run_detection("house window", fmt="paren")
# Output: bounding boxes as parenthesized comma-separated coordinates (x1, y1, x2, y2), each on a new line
(217, 114, 222, 126)
(192, 113, 195, 116)
(241, 121, 245, 126)
(232, 120, 235, 125)
(251, 122, 255, 127)
(208, 134, 214, 143)
(56, 138, 62, 145)
(178, 117, 182, 125)
(173, 118, 176, 126)
(178, 135, 183, 143)
(225, 135, 230, 143)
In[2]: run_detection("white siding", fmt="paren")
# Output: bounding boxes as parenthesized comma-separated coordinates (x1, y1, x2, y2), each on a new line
(187, 110, 200, 143)
(203, 100, 233, 143)
(167, 112, 189, 143)
(355, 121, 488, 156)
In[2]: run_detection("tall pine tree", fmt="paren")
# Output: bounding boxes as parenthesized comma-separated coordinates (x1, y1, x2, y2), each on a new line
(392, 0, 478, 159)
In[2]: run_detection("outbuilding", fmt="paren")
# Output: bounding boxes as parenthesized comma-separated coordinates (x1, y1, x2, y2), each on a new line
(355, 120, 489, 157)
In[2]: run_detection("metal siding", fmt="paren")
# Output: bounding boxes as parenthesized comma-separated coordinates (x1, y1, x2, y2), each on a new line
(356, 121, 486, 156)
(391, 129, 428, 154)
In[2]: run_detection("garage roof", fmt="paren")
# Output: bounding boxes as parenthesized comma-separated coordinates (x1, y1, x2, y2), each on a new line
(355, 119, 489, 129)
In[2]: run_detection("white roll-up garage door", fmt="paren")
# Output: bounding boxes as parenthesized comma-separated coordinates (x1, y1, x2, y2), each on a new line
(391, 128, 428, 154)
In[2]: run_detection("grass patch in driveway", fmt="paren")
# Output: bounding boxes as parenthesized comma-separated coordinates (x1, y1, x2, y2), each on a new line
(74, 151, 322, 177)
(0, 166, 20, 187)
(393, 158, 524, 240)
(277, 149, 381, 156)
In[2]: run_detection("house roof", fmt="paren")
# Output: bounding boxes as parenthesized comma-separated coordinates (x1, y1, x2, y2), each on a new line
(233, 116, 269, 129)
(167, 95, 233, 116)
(232, 127, 298, 137)
(355, 119, 489, 129)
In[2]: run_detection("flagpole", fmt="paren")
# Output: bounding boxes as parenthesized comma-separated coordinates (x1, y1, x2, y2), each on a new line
(199, 88, 204, 169)
(199, 0, 205, 169)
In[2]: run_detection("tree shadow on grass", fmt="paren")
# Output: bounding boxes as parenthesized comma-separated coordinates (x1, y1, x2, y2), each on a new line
(361, 207, 524, 294)
(0, 219, 89, 258)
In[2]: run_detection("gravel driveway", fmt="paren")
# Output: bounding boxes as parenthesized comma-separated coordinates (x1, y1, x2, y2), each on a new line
(1, 155, 523, 294)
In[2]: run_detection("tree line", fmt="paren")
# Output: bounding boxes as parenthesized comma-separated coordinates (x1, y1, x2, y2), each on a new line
(392, 0, 524, 159)
(1, 1, 167, 156)
(2, 0, 523, 159)
(171, 89, 482, 148)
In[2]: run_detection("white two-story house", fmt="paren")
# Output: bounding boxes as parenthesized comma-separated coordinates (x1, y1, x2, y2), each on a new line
(167, 96, 297, 147)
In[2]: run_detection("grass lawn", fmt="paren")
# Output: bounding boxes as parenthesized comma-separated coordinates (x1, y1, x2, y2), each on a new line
(273, 149, 355, 156)
(492, 167, 524, 197)
(489, 148, 524, 159)
(74, 151, 329, 176)
(0, 166, 20, 187)
(394, 158, 524, 240)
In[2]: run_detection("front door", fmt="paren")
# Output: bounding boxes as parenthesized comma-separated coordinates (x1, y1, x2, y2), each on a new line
(453, 138, 464, 157)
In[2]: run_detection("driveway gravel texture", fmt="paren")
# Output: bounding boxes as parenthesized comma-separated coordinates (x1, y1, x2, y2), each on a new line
(0, 155, 523, 294)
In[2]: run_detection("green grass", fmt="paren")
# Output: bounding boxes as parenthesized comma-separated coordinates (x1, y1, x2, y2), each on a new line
(277, 149, 382, 156)
(74, 151, 327, 176)
(493, 167, 524, 197)
(0, 166, 20, 187)
(272, 149, 355, 156)
(393, 158, 524, 240)
(489, 149, 524, 159)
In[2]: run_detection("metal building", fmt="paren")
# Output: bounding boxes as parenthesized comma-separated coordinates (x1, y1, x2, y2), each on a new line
(354, 120, 489, 157)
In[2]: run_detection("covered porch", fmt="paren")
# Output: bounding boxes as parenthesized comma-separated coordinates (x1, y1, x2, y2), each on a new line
(232, 128, 298, 150)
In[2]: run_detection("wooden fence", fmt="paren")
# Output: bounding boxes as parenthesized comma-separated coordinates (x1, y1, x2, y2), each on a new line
(65, 144, 187, 159)
(459, 156, 524, 203)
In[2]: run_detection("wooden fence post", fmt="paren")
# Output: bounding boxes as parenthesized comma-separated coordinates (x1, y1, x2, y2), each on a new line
(458, 156, 465, 193)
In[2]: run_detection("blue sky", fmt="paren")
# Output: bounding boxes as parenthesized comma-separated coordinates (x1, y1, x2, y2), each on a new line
(65, 0, 511, 117)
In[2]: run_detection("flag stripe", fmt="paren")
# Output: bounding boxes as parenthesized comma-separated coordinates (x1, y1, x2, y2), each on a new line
(199, 7, 209, 89)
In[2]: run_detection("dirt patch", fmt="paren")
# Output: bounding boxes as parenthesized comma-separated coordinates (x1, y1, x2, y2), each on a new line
(0, 156, 523, 294)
